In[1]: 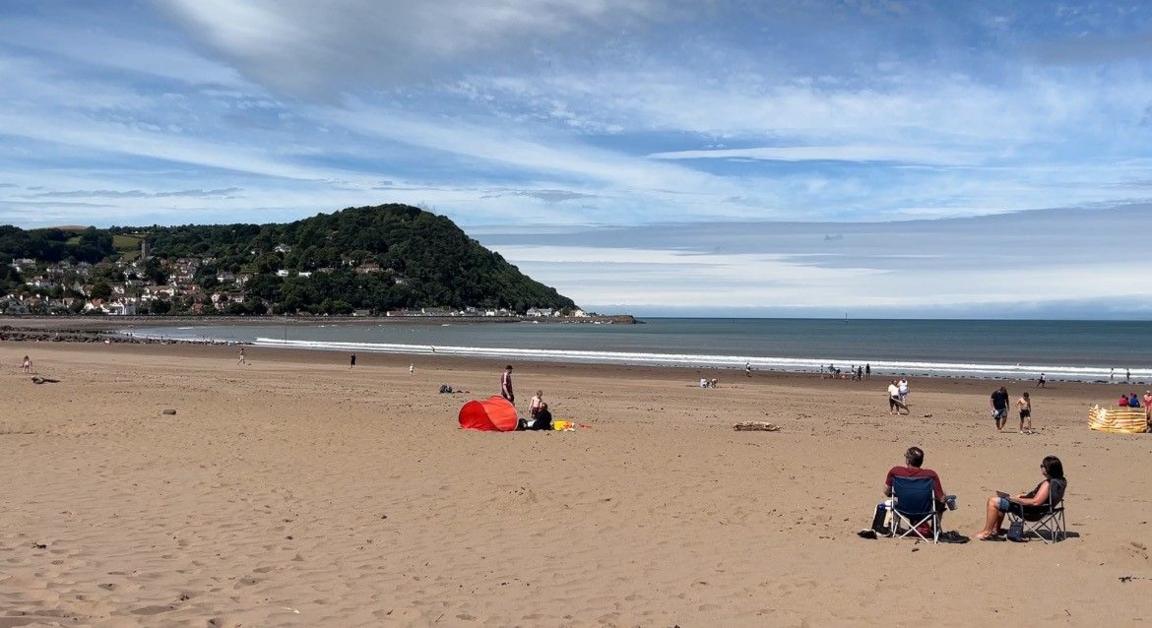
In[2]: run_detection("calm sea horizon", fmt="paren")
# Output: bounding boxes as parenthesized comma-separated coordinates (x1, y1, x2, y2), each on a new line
(126, 317, 1152, 382)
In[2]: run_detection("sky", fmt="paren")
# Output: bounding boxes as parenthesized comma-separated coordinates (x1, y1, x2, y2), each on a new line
(1, 0, 1151, 317)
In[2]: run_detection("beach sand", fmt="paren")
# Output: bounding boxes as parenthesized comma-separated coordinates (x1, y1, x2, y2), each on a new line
(2, 342, 1151, 626)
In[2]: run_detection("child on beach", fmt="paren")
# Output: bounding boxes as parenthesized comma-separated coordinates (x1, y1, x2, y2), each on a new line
(237, 347, 246, 366)
(349, 353, 356, 368)
(21, 355, 32, 373)
(1017, 392, 1033, 434)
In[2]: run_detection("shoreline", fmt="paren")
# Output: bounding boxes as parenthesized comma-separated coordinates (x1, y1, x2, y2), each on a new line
(2, 318, 1149, 384)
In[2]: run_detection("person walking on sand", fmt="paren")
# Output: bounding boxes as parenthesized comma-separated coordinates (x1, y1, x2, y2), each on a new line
(887, 380, 908, 415)
(745, 362, 752, 377)
(898, 377, 910, 405)
(237, 346, 246, 366)
(21, 355, 32, 374)
(1017, 392, 1033, 434)
(1036, 373, 1046, 389)
(865, 363, 871, 380)
(991, 386, 1010, 431)
(349, 353, 356, 368)
(500, 365, 515, 404)
(409, 364, 414, 375)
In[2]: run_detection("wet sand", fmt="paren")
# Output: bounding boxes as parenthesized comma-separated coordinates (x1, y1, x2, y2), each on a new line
(2, 342, 1151, 626)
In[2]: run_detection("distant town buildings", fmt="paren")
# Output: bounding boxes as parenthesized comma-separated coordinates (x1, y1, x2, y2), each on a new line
(1, 252, 586, 318)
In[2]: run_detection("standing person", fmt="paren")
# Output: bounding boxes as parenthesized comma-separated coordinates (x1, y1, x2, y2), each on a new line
(529, 390, 544, 419)
(500, 365, 514, 404)
(745, 362, 752, 377)
(349, 353, 356, 368)
(21, 355, 32, 373)
(887, 380, 908, 415)
(1126, 368, 1131, 383)
(898, 377, 910, 405)
(991, 386, 1010, 431)
(1110, 367, 1115, 382)
(409, 364, 415, 375)
(1143, 390, 1152, 427)
(1017, 392, 1033, 434)
(865, 363, 871, 380)
(857, 365, 864, 381)
(1036, 373, 1046, 389)
(237, 346, 246, 366)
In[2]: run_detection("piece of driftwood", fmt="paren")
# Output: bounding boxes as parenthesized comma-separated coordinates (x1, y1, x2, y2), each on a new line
(733, 421, 780, 432)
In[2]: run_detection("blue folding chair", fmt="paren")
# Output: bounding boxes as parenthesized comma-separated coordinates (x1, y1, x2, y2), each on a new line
(889, 476, 940, 543)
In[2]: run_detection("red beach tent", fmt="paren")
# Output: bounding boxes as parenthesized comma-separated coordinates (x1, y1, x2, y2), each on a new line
(458, 396, 519, 431)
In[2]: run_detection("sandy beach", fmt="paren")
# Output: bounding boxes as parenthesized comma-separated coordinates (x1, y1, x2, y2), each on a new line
(3, 342, 1151, 627)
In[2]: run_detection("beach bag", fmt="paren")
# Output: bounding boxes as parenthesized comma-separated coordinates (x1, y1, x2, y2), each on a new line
(1007, 520, 1025, 542)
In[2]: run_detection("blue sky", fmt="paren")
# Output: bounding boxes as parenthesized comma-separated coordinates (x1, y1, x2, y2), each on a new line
(2, 0, 1151, 316)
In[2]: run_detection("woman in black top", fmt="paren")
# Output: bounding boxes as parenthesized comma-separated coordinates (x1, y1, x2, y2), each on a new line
(975, 455, 1066, 540)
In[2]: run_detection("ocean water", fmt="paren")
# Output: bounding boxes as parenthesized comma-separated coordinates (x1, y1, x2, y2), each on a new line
(128, 318, 1152, 382)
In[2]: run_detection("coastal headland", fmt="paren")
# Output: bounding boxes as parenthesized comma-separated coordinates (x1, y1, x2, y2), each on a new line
(3, 341, 1151, 626)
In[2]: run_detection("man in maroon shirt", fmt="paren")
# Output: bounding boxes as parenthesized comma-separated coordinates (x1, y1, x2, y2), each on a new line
(500, 365, 514, 404)
(865, 446, 953, 534)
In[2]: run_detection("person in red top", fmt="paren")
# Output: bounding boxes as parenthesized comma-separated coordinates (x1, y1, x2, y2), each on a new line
(500, 365, 515, 404)
(863, 446, 955, 536)
(1118, 394, 1130, 407)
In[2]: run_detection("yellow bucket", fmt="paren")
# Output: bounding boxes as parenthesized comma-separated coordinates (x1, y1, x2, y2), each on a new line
(552, 420, 573, 431)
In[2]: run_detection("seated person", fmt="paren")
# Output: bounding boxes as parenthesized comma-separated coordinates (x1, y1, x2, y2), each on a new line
(1119, 395, 1130, 407)
(863, 446, 953, 536)
(974, 455, 1066, 541)
(528, 402, 553, 430)
(1128, 393, 1141, 408)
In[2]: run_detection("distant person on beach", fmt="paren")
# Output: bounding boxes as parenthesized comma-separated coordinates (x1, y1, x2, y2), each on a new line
(856, 365, 864, 381)
(861, 446, 955, 538)
(1128, 393, 1140, 408)
(974, 455, 1065, 541)
(1017, 392, 1033, 434)
(1110, 367, 1115, 381)
(349, 353, 356, 368)
(1127, 368, 1131, 383)
(887, 380, 908, 415)
(409, 364, 414, 375)
(991, 386, 1010, 430)
(21, 355, 32, 373)
(1118, 394, 1130, 407)
(865, 363, 871, 380)
(500, 365, 514, 404)
(530, 390, 544, 418)
(745, 362, 752, 377)
(1144, 391, 1152, 424)
(898, 377, 909, 405)
(237, 347, 246, 366)
(1036, 373, 1046, 388)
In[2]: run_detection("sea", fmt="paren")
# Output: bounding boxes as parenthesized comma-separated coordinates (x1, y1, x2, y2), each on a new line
(125, 318, 1152, 383)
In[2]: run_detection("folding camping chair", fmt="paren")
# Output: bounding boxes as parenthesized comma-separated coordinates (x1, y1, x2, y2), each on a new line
(1005, 486, 1067, 544)
(889, 476, 940, 543)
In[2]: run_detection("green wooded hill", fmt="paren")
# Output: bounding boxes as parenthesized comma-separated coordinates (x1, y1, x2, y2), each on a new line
(0, 204, 577, 315)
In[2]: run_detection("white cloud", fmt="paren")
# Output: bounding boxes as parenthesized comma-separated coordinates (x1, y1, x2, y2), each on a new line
(647, 144, 983, 166)
(159, 0, 657, 93)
